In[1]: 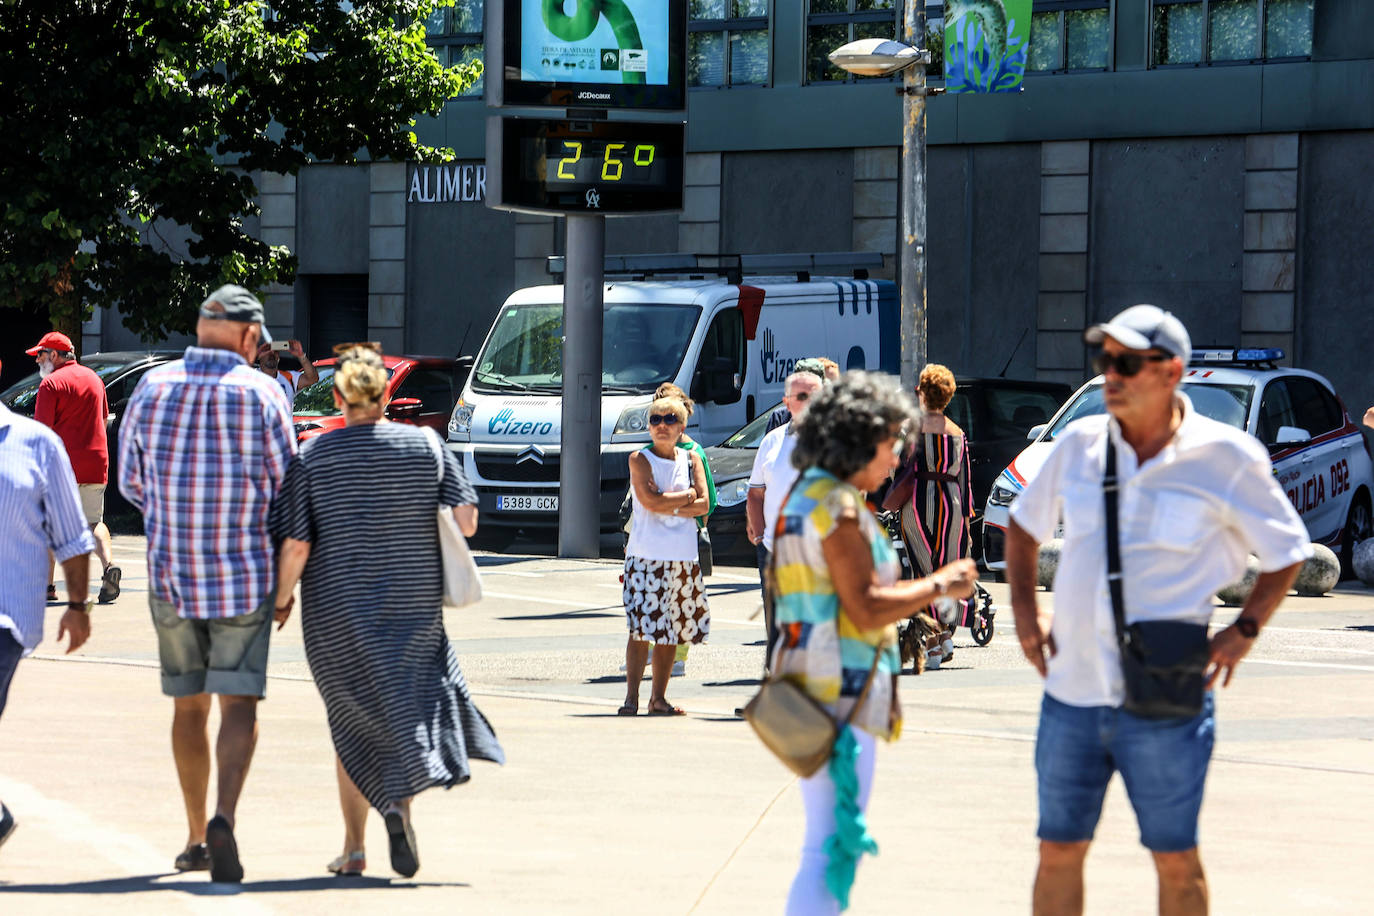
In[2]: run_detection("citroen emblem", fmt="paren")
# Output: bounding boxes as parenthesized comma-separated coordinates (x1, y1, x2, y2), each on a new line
(516, 444, 545, 465)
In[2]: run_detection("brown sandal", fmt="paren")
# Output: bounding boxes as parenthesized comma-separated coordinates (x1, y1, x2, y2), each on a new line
(646, 702, 685, 716)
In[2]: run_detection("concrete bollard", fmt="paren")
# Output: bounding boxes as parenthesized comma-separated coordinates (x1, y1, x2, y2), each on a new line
(1293, 543, 1340, 596)
(1354, 539, 1374, 587)
(1037, 538, 1063, 591)
(1217, 555, 1261, 607)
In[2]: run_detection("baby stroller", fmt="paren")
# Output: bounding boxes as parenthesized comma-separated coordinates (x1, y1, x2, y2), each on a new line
(876, 509, 997, 666)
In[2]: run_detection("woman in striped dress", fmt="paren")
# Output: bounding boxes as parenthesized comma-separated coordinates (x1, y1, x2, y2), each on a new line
(898, 364, 974, 669)
(271, 346, 503, 878)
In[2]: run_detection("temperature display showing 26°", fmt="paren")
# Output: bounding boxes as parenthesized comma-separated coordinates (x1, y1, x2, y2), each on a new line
(498, 117, 685, 213)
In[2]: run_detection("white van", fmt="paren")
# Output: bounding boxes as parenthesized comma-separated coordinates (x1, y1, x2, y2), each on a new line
(446, 259, 898, 534)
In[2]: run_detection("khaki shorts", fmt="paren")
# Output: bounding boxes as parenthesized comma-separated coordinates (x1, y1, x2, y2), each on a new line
(78, 483, 104, 526)
(149, 595, 273, 698)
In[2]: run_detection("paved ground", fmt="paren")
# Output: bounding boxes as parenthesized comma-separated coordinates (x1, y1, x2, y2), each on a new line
(1, 536, 1371, 914)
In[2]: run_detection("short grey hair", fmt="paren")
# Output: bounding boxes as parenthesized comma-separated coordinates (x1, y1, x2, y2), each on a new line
(791, 371, 914, 479)
(785, 370, 822, 393)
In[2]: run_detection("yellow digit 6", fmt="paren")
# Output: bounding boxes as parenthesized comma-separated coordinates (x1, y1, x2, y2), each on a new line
(557, 141, 582, 180)
(601, 142, 625, 181)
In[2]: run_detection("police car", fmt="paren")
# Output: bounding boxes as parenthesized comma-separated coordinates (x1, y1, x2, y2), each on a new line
(981, 348, 1374, 575)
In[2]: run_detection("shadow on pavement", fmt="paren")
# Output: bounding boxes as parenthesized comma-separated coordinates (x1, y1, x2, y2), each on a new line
(497, 608, 621, 621)
(0, 873, 470, 894)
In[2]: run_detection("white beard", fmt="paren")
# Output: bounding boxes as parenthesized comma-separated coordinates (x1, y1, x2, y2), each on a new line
(38, 361, 53, 378)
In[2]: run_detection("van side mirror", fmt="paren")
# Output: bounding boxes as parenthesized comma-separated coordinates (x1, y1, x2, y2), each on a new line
(386, 397, 423, 422)
(1027, 424, 1047, 441)
(1272, 425, 1311, 447)
(692, 356, 741, 405)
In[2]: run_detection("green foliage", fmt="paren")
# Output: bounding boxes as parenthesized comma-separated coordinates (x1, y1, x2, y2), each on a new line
(0, 0, 481, 341)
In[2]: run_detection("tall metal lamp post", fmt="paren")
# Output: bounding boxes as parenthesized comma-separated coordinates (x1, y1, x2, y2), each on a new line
(829, 6, 933, 392)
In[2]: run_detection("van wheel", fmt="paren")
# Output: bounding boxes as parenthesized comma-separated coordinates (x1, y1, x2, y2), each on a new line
(1340, 490, 1372, 578)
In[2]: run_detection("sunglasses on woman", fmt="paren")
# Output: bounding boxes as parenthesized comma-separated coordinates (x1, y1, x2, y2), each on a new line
(1092, 351, 1172, 378)
(648, 414, 681, 426)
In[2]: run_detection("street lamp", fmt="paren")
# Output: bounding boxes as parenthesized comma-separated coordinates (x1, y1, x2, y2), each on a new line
(829, 7, 932, 392)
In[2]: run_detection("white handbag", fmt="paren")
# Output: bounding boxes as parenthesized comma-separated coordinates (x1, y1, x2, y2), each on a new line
(427, 432, 483, 608)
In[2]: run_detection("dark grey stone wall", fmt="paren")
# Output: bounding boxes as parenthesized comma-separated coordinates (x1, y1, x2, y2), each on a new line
(297, 166, 369, 274)
(405, 195, 516, 358)
(721, 150, 852, 254)
(1089, 137, 1245, 348)
(1298, 131, 1374, 419)
(928, 144, 1050, 381)
(605, 213, 679, 255)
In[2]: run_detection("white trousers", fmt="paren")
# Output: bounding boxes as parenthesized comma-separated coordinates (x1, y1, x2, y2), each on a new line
(784, 727, 878, 916)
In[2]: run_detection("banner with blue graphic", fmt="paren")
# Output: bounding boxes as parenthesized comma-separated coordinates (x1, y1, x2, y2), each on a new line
(943, 0, 1031, 94)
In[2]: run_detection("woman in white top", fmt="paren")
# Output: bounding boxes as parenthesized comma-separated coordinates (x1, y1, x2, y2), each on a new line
(620, 396, 711, 716)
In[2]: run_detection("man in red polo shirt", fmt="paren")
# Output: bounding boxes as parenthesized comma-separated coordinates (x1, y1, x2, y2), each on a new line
(28, 332, 121, 604)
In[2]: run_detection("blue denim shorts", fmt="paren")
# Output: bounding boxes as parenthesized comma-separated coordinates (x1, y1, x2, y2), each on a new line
(1035, 691, 1215, 852)
(0, 629, 25, 720)
(149, 595, 273, 698)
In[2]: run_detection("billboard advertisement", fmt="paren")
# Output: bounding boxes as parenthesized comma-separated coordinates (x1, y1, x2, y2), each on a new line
(943, 0, 1032, 94)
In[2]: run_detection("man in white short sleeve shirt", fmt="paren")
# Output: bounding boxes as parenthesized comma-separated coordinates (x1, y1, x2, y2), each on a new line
(1006, 304, 1310, 916)
(746, 370, 823, 651)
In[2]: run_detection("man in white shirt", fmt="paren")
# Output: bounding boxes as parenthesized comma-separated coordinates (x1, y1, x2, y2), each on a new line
(1006, 305, 1310, 916)
(254, 339, 318, 405)
(746, 370, 823, 651)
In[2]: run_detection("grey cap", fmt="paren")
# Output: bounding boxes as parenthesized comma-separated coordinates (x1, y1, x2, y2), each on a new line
(1083, 304, 1190, 360)
(200, 284, 272, 343)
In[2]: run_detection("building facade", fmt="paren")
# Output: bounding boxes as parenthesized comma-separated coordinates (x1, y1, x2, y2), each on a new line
(86, 1, 1374, 414)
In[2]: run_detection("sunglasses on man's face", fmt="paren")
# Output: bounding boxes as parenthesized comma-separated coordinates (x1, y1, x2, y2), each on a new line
(1092, 351, 1172, 378)
(786, 391, 810, 403)
(648, 413, 681, 427)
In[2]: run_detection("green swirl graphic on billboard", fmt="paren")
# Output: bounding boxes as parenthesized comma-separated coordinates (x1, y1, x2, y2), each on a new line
(525, 0, 666, 86)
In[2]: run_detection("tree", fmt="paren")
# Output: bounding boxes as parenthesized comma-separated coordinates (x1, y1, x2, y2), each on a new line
(0, 0, 478, 343)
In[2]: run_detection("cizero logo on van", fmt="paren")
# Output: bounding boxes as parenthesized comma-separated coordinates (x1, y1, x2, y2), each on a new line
(759, 327, 803, 384)
(489, 407, 555, 436)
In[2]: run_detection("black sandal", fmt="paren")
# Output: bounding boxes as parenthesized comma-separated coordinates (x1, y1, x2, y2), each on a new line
(174, 842, 210, 872)
(384, 809, 420, 878)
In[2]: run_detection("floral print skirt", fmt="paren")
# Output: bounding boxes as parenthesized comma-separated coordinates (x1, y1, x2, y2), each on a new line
(623, 555, 710, 645)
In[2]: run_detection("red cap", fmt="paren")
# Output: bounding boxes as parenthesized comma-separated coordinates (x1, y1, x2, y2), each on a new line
(25, 331, 74, 356)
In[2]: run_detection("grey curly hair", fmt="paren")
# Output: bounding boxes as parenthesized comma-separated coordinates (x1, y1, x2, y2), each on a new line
(790, 371, 915, 479)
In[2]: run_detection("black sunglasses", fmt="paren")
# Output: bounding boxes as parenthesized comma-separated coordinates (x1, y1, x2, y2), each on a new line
(1093, 351, 1172, 378)
(787, 391, 810, 402)
(648, 413, 681, 426)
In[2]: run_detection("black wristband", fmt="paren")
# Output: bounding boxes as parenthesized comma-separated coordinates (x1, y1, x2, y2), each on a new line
(1233, 617, 1260, 639)
(66, 600, 90, 612)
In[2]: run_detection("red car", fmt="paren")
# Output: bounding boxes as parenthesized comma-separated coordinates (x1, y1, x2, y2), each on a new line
(291, 354, 472, 442)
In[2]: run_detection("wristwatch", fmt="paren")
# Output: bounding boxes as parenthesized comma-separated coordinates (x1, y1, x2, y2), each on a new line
(1233, 617, 1260, 639)
(66, 600, 92, 614)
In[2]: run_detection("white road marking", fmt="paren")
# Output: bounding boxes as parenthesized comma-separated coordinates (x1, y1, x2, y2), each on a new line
(0, 777, 274, 911)
(708, 571, 760, 583)
(483, 590, 619, 608)
(479, 569, 545, 578)
(1244, 658, 1372, 672)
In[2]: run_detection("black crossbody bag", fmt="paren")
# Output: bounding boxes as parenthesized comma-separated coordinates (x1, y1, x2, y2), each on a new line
(1104, 435, 1210, 719)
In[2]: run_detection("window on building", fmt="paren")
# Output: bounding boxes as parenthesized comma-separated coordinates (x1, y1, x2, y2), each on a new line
(1152, 0, 1313, 66)
(804, 3, 946, 83)
(1027, 1, 1110, 73)
(425, 0, 484, 97)
(690, 0, 770, 88)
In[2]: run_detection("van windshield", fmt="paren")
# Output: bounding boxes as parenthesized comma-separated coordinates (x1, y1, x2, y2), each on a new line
(472, 302, 700, 394)
(1043, 382, 1253, 441)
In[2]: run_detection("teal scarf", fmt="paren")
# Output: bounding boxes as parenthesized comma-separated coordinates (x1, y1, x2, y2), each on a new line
(823, 727, 879, 910)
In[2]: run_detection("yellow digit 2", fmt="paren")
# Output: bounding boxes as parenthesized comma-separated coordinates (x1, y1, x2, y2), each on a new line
(633, 145, 655, 166)
(601, 142, 625, 181)
(557, 141, 582, 180)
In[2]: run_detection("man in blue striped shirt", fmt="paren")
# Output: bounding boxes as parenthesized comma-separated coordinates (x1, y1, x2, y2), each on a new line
(0, 361, 95, 853)
(118, 285, 296, 882)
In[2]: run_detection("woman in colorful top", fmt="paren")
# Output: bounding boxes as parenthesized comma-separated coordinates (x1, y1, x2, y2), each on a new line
(620, 396, 711, 715)
(655, 383, 717, 676)
(898, 363, 974, 670)
(772, 372, 977, 915)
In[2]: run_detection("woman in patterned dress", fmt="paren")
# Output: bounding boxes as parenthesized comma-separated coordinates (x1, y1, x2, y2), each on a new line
(271, 346, 504, 878)
(898, 364, 974, 669)
(619, 395, 711, 716)
(772, 372, 977, 915)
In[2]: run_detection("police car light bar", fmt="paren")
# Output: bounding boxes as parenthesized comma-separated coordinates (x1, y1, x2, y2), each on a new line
(1190, 347, 1285, 364)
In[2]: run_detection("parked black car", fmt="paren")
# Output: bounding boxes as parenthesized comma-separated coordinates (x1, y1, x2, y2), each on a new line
(699, 376, 1073, 567)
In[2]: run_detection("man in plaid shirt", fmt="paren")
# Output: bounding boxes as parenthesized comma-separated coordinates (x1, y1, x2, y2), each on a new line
(119, 285, 296, 883)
